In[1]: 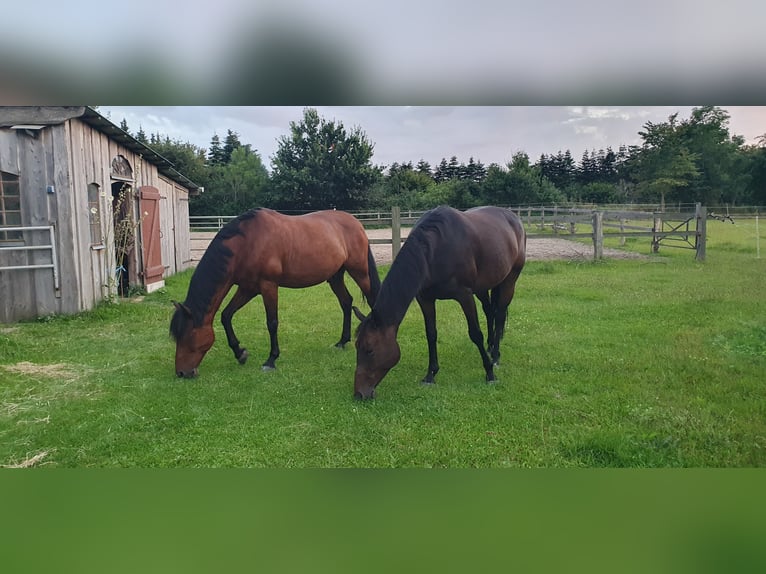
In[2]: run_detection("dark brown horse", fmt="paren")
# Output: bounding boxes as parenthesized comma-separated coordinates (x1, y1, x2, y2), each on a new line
(170, 208, 380, 378)
(353, 205, 526, 399)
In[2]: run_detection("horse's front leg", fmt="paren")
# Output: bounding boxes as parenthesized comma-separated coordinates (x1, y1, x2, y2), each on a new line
(455, 290, 495, 382)
(221, 287, 256, 365)
(260, 282, 280, 371)
(416, 295, 439, 384)
(328, 270, 353, 348)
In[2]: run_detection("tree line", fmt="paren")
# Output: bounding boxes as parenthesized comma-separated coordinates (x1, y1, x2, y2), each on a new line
(118, 106, 766, 216)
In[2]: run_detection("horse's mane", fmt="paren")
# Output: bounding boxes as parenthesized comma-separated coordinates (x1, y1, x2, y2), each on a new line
(170, 209, 259, 339)
(368, 206, 456, 327)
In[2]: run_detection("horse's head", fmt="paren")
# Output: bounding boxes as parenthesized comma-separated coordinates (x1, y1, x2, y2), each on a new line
(353, 308, 400, 400)
(170, 301, 215, 378)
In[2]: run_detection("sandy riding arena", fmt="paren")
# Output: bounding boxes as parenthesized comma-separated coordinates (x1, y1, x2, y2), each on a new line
(366, 228, 647, 265)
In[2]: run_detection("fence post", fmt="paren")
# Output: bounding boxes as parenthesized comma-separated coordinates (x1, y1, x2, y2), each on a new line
(619, 218, 626, 246)
(695, 203, 707, 261)
(592, 210, 603, 260)
(652, 212, 662, 253)
(391, 205, 401, 261)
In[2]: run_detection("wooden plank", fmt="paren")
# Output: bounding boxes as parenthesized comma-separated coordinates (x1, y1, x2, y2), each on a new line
(0, 129, 19, 174)
(0, 107, 86, 127)
(74, 122, 98, 310)
(19, 124, 50, 318)
(54, 120, 82, 315)
(175, 186, 191, 270)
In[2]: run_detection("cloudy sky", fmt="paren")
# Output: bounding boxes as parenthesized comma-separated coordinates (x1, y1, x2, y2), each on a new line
(98, 106, 766, 171)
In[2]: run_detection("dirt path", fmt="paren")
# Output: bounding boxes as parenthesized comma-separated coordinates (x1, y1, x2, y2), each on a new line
(366, 228, 647, 265)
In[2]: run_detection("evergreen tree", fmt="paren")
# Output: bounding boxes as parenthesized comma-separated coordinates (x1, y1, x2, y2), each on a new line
(447, 156, 460, 180)
(466, 157, 486, 183)
(207, 133, 226, 166)
(222, 129, 243, 165)
(415, 159, 432, 178)
(135, 126, 148, 145)
(433, 158, 449, 183)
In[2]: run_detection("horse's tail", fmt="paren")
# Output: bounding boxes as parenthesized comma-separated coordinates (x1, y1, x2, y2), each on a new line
(366, 245, 382, 306)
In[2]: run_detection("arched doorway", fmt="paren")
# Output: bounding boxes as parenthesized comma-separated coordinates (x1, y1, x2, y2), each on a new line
(110, 155, 135, 297)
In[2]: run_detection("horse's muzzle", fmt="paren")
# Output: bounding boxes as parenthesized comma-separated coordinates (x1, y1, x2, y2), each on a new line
(176, 368, 198, 379)
(353, 389, 376, 401)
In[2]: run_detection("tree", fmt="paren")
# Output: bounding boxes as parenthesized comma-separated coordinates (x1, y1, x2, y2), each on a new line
(222, 129, 243, 164)
(433, 158, 450, 183)
(218, 146, 270, 213)
(415, 159, 432, 178)
(635, 113, 699, 209)
(742, 136, 766, 205)
(148, 136, 208, 188)
(679, 106, 748, 206)
(464, 157, 486, 182)
(537, 150, 576, 192)
(135, 126, 148, 145)
(481, 154, 564, 206)
(447, 156, 460, 180)
(269, 107, 377, 210)
(207, 133, 226, 167)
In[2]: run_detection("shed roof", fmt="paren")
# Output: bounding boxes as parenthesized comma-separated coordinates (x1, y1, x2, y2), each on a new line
(0, 106, 201, 192)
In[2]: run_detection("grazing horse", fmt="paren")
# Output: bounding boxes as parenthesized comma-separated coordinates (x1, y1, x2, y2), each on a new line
(170, 208, 381, 378)
(353, 205, 526, 400)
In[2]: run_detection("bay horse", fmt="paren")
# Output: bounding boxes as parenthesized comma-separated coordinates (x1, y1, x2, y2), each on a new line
(170, 208, 381, 378)
(352, 205, 526, 400)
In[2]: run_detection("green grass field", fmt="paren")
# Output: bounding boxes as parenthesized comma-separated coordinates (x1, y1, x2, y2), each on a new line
(1, 218, 764, 467)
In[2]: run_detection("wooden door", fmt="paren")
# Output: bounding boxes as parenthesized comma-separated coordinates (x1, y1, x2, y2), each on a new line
(139, 186, 164, 287)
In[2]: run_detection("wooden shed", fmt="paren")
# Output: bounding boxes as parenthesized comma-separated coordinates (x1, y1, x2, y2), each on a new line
(0, 106, 200, 323)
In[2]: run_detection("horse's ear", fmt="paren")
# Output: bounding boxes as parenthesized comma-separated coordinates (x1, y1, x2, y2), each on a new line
(172, 300, 192, 316)
(352, 306, 368, 322)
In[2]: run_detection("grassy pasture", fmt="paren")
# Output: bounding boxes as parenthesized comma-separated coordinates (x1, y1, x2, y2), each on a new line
(0, 218, 764, 467)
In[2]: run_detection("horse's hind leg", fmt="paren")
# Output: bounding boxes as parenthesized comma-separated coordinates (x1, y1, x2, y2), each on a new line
(455, 290, 495, 382)
(475, 291, 494, 355)
(489, 267, 523, 366)
(260, 282, 280, 370)
(221, 287, 257, 365)
(328, 270, 353, 348)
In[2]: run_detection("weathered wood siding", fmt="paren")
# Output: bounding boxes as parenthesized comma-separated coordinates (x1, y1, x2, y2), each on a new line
(158, 177, 191, 276)
(0, 116, 192, 323)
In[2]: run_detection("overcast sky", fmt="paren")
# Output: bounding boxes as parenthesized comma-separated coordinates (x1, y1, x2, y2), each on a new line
(99, 106, 766, 172)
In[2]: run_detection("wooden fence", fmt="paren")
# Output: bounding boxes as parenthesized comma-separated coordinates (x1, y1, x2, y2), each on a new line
(189, 204, 709, 264)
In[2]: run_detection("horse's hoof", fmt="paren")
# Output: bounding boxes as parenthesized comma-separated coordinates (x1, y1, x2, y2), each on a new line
(421, 379, 435, 386)
(334, 342, 346, 350)
(238, 349, 249, 365)
(261, 364, 276, 372)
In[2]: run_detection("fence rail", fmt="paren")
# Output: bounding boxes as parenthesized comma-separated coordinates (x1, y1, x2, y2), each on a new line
(0, 225, 60, 290)
(189, 204, 709, 262)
